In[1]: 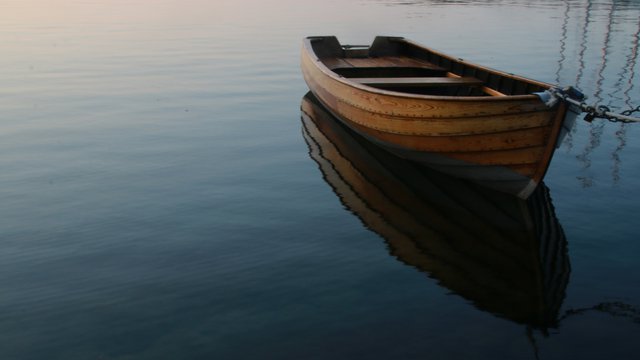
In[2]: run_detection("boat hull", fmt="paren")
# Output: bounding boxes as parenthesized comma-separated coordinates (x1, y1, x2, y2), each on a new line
(301, 36, 568, 198)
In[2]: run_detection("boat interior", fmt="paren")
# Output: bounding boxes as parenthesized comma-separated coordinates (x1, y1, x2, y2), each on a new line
(309, 36, 548, 97)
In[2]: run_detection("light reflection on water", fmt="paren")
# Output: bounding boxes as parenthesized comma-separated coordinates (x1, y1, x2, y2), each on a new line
(0, 0, 639, 359)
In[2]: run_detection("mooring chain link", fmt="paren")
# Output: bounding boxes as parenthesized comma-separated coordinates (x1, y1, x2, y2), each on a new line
(590, 104, 640, 123)
(584, 105, 612, 123)
(621, 105, 640, 118)
(549, 87, 640, 123)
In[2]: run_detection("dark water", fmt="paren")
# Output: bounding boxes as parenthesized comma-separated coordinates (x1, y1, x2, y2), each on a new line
(1, 0, 639, 359)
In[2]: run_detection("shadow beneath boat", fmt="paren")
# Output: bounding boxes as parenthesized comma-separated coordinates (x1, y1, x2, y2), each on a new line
(300, 92, 571, 330)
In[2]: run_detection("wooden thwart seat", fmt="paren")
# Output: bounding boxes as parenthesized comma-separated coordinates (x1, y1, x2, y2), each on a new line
(351, 76, 484, 88)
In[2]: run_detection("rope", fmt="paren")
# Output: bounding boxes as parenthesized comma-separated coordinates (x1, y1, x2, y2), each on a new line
(548, 87, 640, 123)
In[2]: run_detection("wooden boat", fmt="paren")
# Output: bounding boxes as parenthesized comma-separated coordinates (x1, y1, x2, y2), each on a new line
(301, 36, 574, 199)
(301, 92, 571, 328)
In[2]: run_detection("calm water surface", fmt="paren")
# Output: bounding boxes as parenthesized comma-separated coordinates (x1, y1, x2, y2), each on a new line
(1, 0, 639, 359)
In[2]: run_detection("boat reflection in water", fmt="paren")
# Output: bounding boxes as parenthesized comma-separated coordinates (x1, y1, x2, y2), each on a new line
(301, 92, 571, 329)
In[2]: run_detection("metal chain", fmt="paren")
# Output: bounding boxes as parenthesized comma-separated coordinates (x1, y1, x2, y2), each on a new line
(621, 105, 640, 117)
(549, 87, 640, 123)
